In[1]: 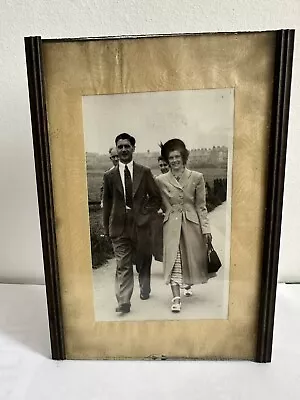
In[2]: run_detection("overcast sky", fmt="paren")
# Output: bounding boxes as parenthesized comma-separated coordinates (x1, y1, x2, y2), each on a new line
(82, 88, 234, 155)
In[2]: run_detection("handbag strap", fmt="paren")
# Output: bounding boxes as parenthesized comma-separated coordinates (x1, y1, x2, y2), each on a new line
(207, 241, 214, 252)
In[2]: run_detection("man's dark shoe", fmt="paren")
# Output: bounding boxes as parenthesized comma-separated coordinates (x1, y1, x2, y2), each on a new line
(140, 292, 150, 300)
(115, 303, 131, 313)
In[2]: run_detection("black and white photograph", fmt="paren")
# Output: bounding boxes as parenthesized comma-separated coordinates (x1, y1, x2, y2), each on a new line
(82, 88, 233, 322)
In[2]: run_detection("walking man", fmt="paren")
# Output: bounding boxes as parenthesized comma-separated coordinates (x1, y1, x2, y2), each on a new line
(103, 133, 161, 314)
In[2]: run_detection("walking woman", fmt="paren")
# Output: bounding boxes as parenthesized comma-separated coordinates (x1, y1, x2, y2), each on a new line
(156, 139, 214, 313)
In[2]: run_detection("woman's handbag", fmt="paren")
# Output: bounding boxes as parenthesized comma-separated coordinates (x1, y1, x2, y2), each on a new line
(207, 243, 222, 274)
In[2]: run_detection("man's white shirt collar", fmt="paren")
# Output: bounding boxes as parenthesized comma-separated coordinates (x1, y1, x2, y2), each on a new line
(118, 161, 133, 198)
(119, 160, 133, 177)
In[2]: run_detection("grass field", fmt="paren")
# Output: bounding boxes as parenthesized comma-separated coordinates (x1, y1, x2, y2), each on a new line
(87, 161, 227, 203)
(89, 205, 114, 267)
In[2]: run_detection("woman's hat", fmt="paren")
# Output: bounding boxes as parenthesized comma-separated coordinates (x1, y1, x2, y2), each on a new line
(160, 138, 187, 160)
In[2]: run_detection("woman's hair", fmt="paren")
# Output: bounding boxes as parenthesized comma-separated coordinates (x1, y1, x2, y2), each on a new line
(160, 138, 190, 165)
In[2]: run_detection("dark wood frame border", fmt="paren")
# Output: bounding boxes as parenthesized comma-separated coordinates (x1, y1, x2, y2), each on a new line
(256, 29, 294, 362)
(24, 37, 65, 359)
(24, 29, 294, 362)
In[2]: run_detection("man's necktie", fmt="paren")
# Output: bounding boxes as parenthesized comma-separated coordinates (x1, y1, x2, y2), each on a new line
(124, 165, 133, 209)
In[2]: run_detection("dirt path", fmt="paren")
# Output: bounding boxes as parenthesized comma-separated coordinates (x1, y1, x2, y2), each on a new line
(92, 202, 229, 321)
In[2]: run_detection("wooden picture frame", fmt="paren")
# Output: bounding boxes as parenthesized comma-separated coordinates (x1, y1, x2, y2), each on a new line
(24, 29, 294, 362)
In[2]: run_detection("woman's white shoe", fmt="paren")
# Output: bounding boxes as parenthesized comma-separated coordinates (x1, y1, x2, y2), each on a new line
(171, 296, 181, 313)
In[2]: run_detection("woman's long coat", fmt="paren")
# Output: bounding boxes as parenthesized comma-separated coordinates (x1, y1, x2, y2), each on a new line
(156, 168, 211, 285)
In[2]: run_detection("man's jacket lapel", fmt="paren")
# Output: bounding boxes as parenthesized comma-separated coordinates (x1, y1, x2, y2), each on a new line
(166, 170, 182, 189)
(112, 166, 124, 197)
(133, 162, 143, 197)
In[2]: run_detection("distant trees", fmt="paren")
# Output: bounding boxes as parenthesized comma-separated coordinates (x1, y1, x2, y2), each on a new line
(213, 178, 227, 202)
(205, 178, 227, 212)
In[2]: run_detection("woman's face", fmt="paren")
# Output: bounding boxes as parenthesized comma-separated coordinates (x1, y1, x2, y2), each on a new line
(168, 150, 184, 171)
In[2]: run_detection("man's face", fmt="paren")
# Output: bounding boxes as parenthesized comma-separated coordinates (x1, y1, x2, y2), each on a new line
(158, 159, 169, 174)
(109, 148, 119, 166)
(116, 139, 135, 164)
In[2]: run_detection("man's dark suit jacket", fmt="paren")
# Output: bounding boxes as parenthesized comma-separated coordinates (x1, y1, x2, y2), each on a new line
(103, 162, 162, 238)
